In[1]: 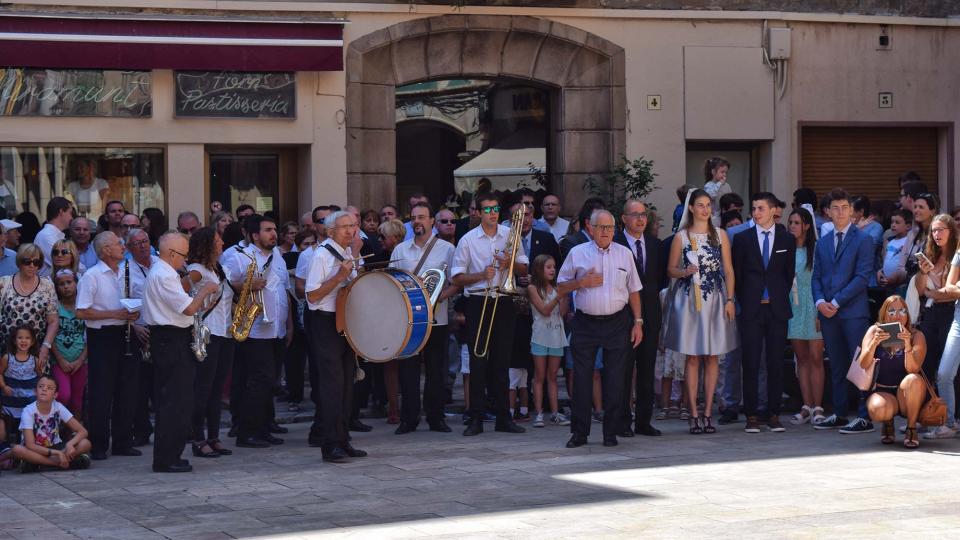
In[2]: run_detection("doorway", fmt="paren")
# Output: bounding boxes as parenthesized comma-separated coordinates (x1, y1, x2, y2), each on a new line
(207, 147, 298, 223)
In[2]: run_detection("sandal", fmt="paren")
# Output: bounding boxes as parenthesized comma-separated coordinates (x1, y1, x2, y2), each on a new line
(702, 415, 716, 434)
(810, 406, 826, 426)
(791, 405, 812, 425)
(688, 417, 703, 435)
(904, 426, 920, 449)
(655, 408, 667, 421)
(679, 407, 691, 421)
(881, 421, 895, 445)
(208, 438, 232, 456)
(191, 441, 220, 458)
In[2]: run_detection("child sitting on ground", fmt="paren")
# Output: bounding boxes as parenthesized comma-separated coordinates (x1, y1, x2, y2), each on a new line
(52, 270, 88, 418)
(12, 374, 91, 472)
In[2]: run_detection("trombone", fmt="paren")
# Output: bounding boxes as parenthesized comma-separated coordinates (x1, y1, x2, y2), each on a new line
(473, 205, 525, 357)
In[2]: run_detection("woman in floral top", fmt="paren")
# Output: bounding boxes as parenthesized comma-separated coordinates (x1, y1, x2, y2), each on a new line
(0, 244, 59, 373)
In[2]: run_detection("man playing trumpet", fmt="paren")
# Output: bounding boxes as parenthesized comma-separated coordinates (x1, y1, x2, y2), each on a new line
(451, 193, 529, 437)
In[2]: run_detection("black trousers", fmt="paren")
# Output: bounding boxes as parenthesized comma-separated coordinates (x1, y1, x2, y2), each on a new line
(308, 311, 355, 448)
(150, 325, 195, 468)
(132, 337, 153, 442)
(741, 305, 788, 417)
(918, 302, 954, 382)
(399, 324, 449, 426)
(86, 325, 139, 453)
(285, 327, 309, 403)
(192, 335, 234, 442)
(235, 337, 277, 439)
(623, 317, 658, 429)
(570, 310, 631, 438)
(466, 295, 516, 420)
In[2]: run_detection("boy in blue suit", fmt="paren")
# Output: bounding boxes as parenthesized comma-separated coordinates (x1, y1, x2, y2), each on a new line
(811, 188, 875, 433)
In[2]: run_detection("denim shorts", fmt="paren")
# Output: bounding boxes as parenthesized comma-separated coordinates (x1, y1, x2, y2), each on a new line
(531, 342, 564, 357)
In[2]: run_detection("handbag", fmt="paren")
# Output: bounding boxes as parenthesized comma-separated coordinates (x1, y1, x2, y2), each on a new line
(918, 370, 947, 427)
(845, 346, 877, 391)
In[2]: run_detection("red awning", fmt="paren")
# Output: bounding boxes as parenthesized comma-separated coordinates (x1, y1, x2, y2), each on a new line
(0, 13, 344, 71)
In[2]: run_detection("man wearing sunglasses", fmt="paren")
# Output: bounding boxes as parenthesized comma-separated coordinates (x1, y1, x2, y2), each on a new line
(435, 209, 457, 244)
(451, 193, 529, 437)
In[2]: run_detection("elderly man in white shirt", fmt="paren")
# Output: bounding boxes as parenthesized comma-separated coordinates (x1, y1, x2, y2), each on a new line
(143, 231, 218, 473)
(390, 202, 457, 435)
(451, 193, 529, 437)
(558, 209, 643, 449)
(304, 210, 368, 463)
(536, 193, 569, 242)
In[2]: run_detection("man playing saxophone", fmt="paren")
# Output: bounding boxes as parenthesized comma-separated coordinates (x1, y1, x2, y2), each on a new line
(390, 201, 458, 435)
(224, 215, 291, 449)
(451, 193, 528, 437)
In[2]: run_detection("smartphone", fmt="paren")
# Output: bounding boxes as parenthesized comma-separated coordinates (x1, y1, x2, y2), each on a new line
(916, 252, 932, 266)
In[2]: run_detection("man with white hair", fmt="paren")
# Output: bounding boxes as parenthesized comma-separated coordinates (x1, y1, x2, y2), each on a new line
(0, 219, 21, 276)
(70, 217, 99, 270)
(558, 209, 643, 449)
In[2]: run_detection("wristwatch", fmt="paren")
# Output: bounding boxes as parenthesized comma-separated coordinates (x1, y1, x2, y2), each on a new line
(634, 318, 644, 325)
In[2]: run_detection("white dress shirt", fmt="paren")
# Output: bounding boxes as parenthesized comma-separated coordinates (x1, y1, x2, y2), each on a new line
(622, 229, 645, 273)
(34, 223, 64, 273)
(391, 235, 455, 325)
(224, 244, 288, 339)
(558, 240, 642, 316)
(295, 244, 316, 281)
(186, 263, 233, 338)
(76, 260, 125, 328)
(142, 258, 193, 328)
(451, 224, 530, 296)
(305, 239, 358, 312)
(537, 217, 570, 243)
(120, 255, 159, 325)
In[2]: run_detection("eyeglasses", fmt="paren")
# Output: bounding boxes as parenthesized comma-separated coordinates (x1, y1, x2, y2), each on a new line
(128, 239, 150, 248)
(481, 205, 500, 214)
(51, 249, 72, 256)
(623, 212, 648, 219)
(595, 225, 616, 232)
(886, 308, 908, 316)
(313, 218, 325, 224)
(19, 258, 43, 268)
(437, 219, 455, 224)
(522, 201, 534, 207)
(931, 227, 950, 234)
(177, 227, 197, 235)
(168, 248, 188, 258)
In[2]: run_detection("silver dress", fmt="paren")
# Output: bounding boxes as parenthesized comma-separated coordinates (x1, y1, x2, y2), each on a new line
(663, 230, 738, 356)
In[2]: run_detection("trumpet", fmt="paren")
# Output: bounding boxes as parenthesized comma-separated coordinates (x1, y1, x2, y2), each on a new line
(473, 205, 525, 357)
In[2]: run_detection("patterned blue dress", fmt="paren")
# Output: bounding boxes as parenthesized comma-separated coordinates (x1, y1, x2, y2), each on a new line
(663, 230, 738, 356)
(788, 249, 822, 340)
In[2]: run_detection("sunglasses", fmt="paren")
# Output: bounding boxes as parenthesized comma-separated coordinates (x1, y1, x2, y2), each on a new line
(168, 248, 188, 258)
(437, 219, 455, 224)
(886, 308, 908, 316)
(52, 249, 73, 256)
(481, 205, 501, 214)
(20, 258, 43, 268)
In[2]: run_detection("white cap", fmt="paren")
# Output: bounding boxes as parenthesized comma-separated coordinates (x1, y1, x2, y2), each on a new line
(0, 219, 21, 233)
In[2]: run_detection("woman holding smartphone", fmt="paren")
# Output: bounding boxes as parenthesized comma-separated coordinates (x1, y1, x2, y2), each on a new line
(915, 214, 957, 383)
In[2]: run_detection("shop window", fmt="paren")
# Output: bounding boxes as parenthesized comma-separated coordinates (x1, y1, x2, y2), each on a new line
(0, 146, 164, 220)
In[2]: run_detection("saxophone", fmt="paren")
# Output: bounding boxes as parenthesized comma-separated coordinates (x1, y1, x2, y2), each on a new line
(229, 253, 261, 342)
(190, 280, 216, 361)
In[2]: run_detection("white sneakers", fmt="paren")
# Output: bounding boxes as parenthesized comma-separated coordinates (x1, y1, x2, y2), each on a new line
(532, 411, 571, 427)
(922, 425, 957, 440)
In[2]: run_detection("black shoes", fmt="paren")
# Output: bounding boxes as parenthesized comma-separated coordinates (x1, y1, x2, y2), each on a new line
(602, 436, 619, 447)
(268, 422, 288, 434)
(132, 435, 151, 447)
(494, 421, 526, 434)
(112, 447, 142, 457)
(428, 419, 452, 433)
(263, 435, 284, 445)
(191, 443, 220, 458)
(349, 420, 373, 432)
(718, 410, 740, 425)
(463, 420, 483, 436)
(635, 424, 662, 436)
(618, 429, 635, 438)
(236, 437, 270, 448)
(91, 451, 108, 461)
(341, 442, 367, 458)
(321, 446, 349, 463)
(394, 422, 417, 435)
(153, 462, 192, 473)
(566, 435, 588, 448)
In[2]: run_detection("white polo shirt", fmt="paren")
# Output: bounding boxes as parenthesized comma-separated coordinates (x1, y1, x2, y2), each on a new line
(390, 235, 455, 325)
(558, 240, 642, 316)
(305, 239, 357, 312)
(142, 258, 193, 328)
(450, 224, 529, 296)
(76, 260, 125, 329)
(537, 217, 570, 243)
(120, 255, 159, 325)
(34, 223, 64, 273)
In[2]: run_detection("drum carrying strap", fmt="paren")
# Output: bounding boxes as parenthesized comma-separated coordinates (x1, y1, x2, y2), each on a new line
(323, 243, 350, 333)
(412, 236, 439, 275)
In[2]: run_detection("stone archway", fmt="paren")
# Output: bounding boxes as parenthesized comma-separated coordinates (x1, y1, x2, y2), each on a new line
(345, 14, 626, 211)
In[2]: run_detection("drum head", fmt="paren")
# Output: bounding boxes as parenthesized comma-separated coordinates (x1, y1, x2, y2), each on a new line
(344, 271, 412, 362)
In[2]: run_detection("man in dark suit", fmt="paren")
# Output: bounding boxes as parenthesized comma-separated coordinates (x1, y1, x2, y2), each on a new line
(615, 199, 664, 436)
(733, 193, 796, 433)
(559, 198, 604, 266)
(812, 188, 874, 433)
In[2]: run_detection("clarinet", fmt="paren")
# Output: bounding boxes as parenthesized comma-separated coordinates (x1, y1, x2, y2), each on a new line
(124, 262, 132, 358)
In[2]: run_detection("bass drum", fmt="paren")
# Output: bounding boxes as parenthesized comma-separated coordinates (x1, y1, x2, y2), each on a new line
(342, 269, 433, 362)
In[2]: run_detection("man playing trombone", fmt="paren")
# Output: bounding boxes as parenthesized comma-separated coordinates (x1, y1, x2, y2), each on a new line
(451, 193, 529, 437)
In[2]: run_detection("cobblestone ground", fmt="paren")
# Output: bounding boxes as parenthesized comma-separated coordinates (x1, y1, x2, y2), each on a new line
(2, 404, 959, 539)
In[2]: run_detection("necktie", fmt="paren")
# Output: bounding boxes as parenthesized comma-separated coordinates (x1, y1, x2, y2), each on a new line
(762, 231, 770, 301)
(635, 238, 644, 274)
(835, 231, 844, 258)
(523, 235, 531, 257)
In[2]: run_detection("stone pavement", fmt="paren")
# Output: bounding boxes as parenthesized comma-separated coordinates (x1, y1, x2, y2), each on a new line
(2, 413, 960, 539)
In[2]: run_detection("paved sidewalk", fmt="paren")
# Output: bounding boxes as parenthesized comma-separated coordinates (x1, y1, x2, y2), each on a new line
(1, 414, 959, 539)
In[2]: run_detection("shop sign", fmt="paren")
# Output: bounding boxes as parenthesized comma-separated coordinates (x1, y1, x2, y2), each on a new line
(0, 68, 152, 117)
(175, 71, 295, 119)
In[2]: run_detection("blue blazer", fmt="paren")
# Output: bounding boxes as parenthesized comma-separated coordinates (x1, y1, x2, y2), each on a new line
(811, 225, 873, 320)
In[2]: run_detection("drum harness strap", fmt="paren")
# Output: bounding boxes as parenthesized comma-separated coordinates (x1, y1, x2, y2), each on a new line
(412, 236, 439, 275)
(323, 243, 366, 383)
